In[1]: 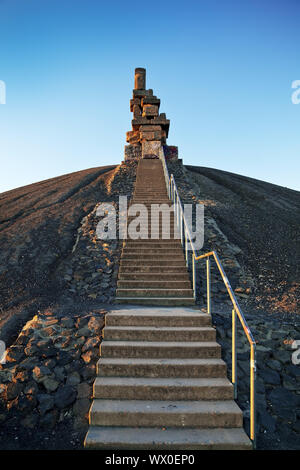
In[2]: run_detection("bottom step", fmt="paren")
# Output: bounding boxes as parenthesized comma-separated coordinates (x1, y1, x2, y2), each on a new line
(115, 297, 195, 306)
(85, 426, 252, 450)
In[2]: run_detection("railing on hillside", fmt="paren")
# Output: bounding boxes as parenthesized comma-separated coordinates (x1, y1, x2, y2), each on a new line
(159, 151, 257, 448)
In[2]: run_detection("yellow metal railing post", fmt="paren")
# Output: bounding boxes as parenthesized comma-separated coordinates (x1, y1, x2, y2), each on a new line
(192, 254, 196, 299)
(232, 308, 237, 399)
(180, 206, 183, 246)
(194, 250, 256, 447)
(206, 257, 211, 315)
(250, 342, 256, 448)
(185, 228, 188, 267)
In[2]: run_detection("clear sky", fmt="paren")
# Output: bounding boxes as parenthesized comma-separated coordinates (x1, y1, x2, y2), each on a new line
(0, 0, 299, 193)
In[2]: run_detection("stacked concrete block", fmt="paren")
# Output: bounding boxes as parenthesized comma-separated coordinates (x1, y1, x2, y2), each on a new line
(124, 68, 178, 161)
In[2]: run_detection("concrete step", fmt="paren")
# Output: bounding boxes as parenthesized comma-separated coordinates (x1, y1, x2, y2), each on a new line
(120, 260, 186, 267)
(118, 273, 190, 281)
(132, 196, 169, 199)
(120, 254, 184, 261)
(132, 195, 170, 198)
(127, 215, 175, 220)
(125, 226, 178, 232)
(116, 288, 194, 298)
(93, 376, 233, 400)
(105, 308, 211, 327)
(131, 200, 171, 203)
(122, 237, 181, 242)
(118, 266, 188, 273)
(103, 326, 216, 342)
(124, 227, 180, 232)
(117, 280, 191, 289)
(126, 225, 177, 230)
(89, 399, 243, 428)
(100, 340, 221, 359)
(97, 357, 227, 378)
(128, 209, 174, 212)
(124, 241, 182, 248)
(133, 193, 168, 196)
(85, 426, 252, 450)
(122, 249, 182, 256)
(130, 201, 170, 204)
(126, 218, 177, 222)
(129, 203, 173, 207)
(123, 233, 181, 238)
(115, 297, 196, 306)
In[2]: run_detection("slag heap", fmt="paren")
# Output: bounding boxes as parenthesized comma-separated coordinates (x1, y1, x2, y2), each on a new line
(124, 68, 178, 161)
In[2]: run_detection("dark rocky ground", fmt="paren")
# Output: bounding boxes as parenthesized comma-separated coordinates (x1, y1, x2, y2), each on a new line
(185, 164, 300, 315)
(0, 162, 139, 347)
(0, 159, 299, 450)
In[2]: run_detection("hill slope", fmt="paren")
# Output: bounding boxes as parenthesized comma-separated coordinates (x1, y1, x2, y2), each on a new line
(1, 162, 299, 346)
(0, 165, 117, 342)
(185, 165, 300, 314)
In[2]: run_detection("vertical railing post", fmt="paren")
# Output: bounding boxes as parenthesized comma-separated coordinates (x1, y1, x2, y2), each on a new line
(172, 178, 175, 205)
(192, 254, 196, 299)
(232, 308, 237, 400)
(206, 257, 211, 314)
(250, 343, 256, 448)
(185, 231, 189, 267)
(180, 206, 183, 246)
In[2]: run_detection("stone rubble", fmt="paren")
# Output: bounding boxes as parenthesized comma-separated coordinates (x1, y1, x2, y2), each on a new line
(56, 161, 137, 302)
(0, 309, 105, 444)
(213, 308, 300, 450)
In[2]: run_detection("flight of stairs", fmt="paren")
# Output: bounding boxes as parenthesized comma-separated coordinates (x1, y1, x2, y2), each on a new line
(115, 158, 195, 306)
(84, 156, 252, 450)
(84, 306, 252, 449)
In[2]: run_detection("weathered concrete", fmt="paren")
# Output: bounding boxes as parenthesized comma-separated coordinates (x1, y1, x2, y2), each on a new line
(103, 325, 216, 341)
(93, 376, 234, 400)
(104, 306, 212, 327)
(89, 399, 243, 428)
(100, 340, 221, 358)
(85, 304, 251, 449)
(85, 426, 252, 450)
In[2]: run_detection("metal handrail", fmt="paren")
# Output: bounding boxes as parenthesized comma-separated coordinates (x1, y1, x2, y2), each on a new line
(160, 152, 256, 448)
(194, 250, 256, 448)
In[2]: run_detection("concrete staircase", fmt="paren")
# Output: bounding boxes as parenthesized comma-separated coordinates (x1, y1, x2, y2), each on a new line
(85, 306, 252, 449)
(116, 159, 195, 306)
(84, 157, 252, 450)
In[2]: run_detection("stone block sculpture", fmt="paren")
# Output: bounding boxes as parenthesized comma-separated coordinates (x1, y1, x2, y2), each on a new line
(124, 68, 179, 161)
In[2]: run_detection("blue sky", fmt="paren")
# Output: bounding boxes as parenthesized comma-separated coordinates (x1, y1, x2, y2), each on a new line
(0, 0, 299, 192)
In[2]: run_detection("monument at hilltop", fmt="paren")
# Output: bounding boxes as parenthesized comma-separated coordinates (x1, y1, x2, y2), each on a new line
(124, 68, 179, 161)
